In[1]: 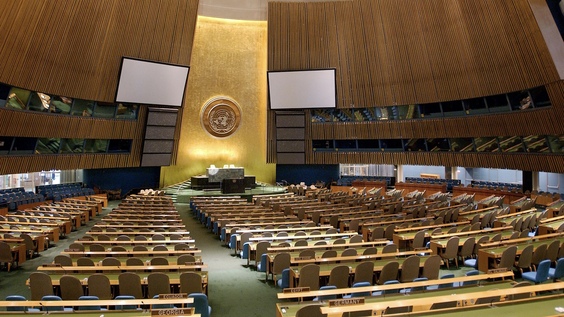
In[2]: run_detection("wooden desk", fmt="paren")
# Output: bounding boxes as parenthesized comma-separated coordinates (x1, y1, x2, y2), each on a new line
(288, 256, 431, 287)
(429, 229, 515, 256)
(27, 271, 209, 295)
(0, 238, 27, 264)
(477, 236, 564, 272)
(62, 249, 201, 257)
(77, 239, 195, 246)
(0, 230, 48, 250)
(0, 297, 195, 313)
(538, 215, 564, 235)
(38, 263, 207, 272)
(278, 271, 513, 300)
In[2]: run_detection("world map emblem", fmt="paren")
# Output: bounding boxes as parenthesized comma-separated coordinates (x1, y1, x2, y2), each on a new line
(201, 97, 241, 138)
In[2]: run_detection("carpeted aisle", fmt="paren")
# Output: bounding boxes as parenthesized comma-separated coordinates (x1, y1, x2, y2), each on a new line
(176, 203, 280, 317)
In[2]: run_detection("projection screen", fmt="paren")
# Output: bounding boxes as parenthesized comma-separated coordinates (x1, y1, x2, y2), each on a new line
(115, 57, 189, 107)
(267, 69, 336, 109)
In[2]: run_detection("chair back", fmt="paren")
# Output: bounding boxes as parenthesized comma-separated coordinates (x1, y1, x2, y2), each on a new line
(29, 272, 53, 300)
(353, 261, 374, 285)
(60, 275, 84, 300)
(118, 272, 143, 298)
(150, 257, 169, 265)
(498, 245, 518, 270)
(126, 257, 145, 266)
(377, 261, 399, 285)
(147, 272, 171, 298)
(327, 265, 350, 289)
(381, 243, 397, 254)
(298, 264, 320, 290)
(531, 243, 548, 269)
(77, 257, 95, 266)
(188, 293, 211, 317)
(179, 272, 203, 294)
(400, 255, 420, 283)
(255, 241, 270, 263)
(102, 257, 121, 266)
(0, 242, 14, 263)
(88, 274, 112, 300)
(516, 244, 534, 273)
(546, 240, 560, 263)
(422, 255, 441, 280)
(272, 252, 291, 276)
(550, 258, 564, 280)
(341, 248, 357, 257)
(177, 254, 196, 265)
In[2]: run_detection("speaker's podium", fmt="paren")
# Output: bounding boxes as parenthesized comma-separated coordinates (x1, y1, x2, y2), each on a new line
(221, 178, 246, 194)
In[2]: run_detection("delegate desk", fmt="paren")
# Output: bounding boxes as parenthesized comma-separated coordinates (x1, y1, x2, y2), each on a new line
(477, 236, 564, 272)
(278, 271, 514, 300)
(86, 231, 191, 238)
(93, 223, 186, 230)
(0, 230, 48, 251)
(0, 238, 27, 264)
(0, 226, 58, 243)
(288, 255, 432, 288)
(276, 282, 563, 317)
(393, 221, 470, 250)
(38, 263, 207, 273)
(77, 239, 196, 246)
(429, 227, 515, 256)
(537, 215, 564, 235)
(27, 271, 209, 295)
(62, 249, 201, 258)
(0, 298, 197, 315)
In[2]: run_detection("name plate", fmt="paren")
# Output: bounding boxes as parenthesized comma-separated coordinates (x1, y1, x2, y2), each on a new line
(293, 256, 311, 261)
(184, 262, 203, 266)
(151, 308, 194, 316)
(283, 287, 310, 293)
(487, 267, 508, 274)
(328, 298, 365, 307)
(159, 293, 188, 299)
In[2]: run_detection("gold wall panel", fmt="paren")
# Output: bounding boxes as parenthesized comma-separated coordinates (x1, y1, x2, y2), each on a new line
(160, 17, 275, 186)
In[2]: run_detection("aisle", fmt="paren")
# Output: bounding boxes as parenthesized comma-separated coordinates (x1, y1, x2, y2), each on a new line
(176, 203, 280, 317)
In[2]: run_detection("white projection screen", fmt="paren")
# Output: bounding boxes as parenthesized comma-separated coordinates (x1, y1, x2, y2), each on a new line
(115, 57, 189, 107)
(268, 69, 336, 109)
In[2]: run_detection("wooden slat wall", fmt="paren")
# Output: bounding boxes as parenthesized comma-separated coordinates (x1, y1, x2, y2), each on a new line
(0, 0, 199, 173)
(0, 0, 199, 102)
(268, 0, 559, 107)
(269, 0, 564, 171)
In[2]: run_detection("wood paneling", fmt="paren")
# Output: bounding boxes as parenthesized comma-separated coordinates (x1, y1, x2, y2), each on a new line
(268, 0, 559, 106)
(0, 0, 199, 102)
(268, 0, 564, 172)
(0, 0, 198, 173)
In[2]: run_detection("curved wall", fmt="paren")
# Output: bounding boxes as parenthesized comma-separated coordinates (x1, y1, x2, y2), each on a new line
(267, 0, 564, 173)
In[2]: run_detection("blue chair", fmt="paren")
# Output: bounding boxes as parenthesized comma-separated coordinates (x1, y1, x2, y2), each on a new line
(114, 295, 138, 310)
(372, 280, 400, 296)
(549, 258, 564, 281)
(77, 295, 103, 311)
(314, 285, 338, 301)
(151, 294, 175, 309)
(523, 259, 551, 284)
(241, 242, 250, 259)
(427, 273, 455, 290)
(257, 253, 267, 272)
(461, 270, 480, 286)
(5, 295, 39, 312)
(188, 293, 211, 317)
(40, 295, 73, 312)
(277, 268, 290, 288)
(409, 277, 428, 292)
(343, 282, 371, 298)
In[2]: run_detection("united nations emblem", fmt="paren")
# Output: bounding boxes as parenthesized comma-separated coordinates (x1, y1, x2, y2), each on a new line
(201, 97, 241, 138)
